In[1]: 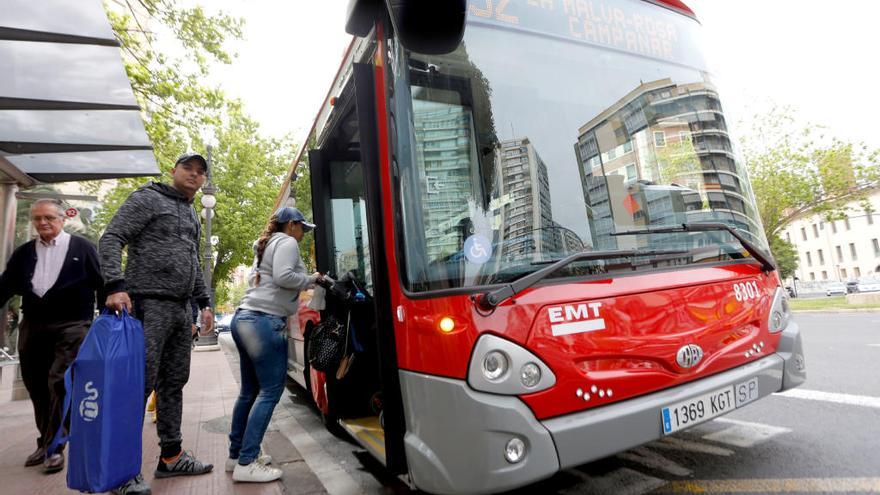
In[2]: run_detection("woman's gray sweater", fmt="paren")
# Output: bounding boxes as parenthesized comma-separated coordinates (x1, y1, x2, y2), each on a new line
(239, 232, 316, 317)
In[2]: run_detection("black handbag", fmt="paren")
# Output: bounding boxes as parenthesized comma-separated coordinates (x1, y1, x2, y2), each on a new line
(308, 313, 347, 372)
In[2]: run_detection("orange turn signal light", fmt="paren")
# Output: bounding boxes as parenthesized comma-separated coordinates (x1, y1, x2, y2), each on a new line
(438, 317, 455, 333)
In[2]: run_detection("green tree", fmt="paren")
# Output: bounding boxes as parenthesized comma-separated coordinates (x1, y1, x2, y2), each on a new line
(97, 1, 294, 307)
(768, 235, 798, 280)
(740, 106, 880, 240)
(208, 106, 293, 295)
(740, 107, 880, 277)
(284, 134, 316, 272)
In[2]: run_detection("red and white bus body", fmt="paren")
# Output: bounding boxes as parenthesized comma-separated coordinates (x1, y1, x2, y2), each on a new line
(283, 1, 807, 493)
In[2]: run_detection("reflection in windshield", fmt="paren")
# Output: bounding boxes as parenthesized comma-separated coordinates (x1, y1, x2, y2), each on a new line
(393, 0, 767, 292)
(493, 138, 584, 262)
(576, 78, 762, 251)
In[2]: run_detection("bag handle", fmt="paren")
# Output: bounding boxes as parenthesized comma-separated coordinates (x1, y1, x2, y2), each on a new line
(45, 366, 73, 458)
(101, 307, 131, 318)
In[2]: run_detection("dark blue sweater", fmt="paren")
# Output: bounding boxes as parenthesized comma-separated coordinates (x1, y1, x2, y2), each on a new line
(0, 234, 104, 323)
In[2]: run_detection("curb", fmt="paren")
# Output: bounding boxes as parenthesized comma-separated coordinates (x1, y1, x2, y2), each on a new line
(792, 308, 880, 313)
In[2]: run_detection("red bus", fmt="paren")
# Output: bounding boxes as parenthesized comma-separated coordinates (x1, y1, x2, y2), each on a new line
(280, 1, 807, 493)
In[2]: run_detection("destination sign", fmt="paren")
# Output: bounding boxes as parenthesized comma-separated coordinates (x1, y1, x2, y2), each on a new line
(466, 0, 703, 65)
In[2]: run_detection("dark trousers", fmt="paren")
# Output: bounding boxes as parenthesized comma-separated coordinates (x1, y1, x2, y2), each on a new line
(18, 318, 90, 454)
(133, 298, 192, 458)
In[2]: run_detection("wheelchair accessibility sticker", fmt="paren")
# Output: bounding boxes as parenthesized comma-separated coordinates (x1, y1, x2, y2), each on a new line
(464, 235, 492, 264)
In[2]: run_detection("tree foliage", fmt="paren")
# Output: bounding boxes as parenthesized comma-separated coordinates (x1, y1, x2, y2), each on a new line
(768, 235, 798, 280)
(740, 106, 880, 240)
(99, 1, 293, 307)
(740, 107, 880, 279)
(286, 134, 316, 272)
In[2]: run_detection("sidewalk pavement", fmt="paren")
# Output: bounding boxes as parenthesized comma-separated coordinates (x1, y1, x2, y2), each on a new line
(0, 337, 327, 494)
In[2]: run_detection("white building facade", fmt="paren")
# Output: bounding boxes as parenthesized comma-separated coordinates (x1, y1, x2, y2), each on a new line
(781, 190, 880, 283)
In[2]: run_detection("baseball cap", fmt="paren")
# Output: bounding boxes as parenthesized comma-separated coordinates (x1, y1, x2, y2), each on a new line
(175, 152, 208, 172)
(274, 206, 316, 232)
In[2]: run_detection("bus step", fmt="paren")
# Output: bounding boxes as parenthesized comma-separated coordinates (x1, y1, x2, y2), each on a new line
(339, 416, 385, 464)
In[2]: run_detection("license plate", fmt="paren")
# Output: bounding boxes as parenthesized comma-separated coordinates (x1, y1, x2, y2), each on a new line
(661, 377, 759, 435)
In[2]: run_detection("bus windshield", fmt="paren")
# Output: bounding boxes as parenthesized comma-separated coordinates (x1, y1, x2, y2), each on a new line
(392, 0, 766, 293)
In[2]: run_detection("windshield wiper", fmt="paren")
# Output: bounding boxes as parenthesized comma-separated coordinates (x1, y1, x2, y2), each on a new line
(476, 248, 689, 310)
(610, 222, 776, 273)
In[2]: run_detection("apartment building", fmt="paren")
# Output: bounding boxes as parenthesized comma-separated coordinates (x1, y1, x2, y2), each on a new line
(574, 78, 759, 250)
(781, 190, 880, 282)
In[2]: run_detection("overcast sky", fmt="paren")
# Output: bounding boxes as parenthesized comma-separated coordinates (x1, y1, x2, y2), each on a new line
(205, 0, 878, 150)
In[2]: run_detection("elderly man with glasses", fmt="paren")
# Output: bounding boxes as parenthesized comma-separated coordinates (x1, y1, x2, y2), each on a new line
(0, 199, 104, 474)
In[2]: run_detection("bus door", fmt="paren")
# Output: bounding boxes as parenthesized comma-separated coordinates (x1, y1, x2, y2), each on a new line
(306, 62, 408, 474)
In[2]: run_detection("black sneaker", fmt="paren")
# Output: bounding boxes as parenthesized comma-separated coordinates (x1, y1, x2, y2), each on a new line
(112, 473, 151, 495)
(154, 450, 213, 478)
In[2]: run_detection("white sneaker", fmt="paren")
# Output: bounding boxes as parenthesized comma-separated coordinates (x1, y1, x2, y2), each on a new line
(232, 461, 282, 482)
(225, 453, 273, 472)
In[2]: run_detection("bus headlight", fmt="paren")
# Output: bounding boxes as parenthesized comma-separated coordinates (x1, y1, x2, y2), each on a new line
(768, 287, 792, 333)
(520, 363, 541, 388)
(482, 351, 509, 381)
(468, 334, 556, 395)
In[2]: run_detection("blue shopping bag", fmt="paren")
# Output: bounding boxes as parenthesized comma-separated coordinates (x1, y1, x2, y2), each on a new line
(47, 309, 145, 493)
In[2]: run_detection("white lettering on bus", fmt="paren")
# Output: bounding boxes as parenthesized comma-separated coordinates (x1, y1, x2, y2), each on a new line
(548, 302, 606, 336)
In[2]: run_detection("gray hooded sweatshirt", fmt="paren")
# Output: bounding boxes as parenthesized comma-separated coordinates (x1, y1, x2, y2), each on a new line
(239, 232, 316, 317)
(99, 182, 210, 308)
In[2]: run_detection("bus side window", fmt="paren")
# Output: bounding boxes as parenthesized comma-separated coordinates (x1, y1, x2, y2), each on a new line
(329, 162, 373, 293)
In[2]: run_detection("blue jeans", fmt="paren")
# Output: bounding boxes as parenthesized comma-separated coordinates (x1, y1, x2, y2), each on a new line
(228, 309, 288, 465)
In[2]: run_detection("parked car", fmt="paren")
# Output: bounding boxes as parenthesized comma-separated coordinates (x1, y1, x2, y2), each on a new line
(825, 282, 847, 297)
(846, 280, 859, 293)
(214, 313, 234, 333)
(856, 278, 880, 293)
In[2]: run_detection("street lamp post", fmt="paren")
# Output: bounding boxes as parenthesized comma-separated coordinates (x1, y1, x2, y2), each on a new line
(200, 146, 217, 310)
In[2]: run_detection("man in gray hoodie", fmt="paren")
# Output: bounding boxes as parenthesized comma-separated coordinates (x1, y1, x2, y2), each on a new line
(100, 153, 215, 495)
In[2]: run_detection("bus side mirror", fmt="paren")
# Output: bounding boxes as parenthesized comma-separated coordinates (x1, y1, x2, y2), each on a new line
(386, 0, 466, 54)
(346, 0, 466, 55)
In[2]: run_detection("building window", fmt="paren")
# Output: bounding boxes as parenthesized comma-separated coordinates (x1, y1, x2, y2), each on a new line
(786, 232, 791, 243)
(679, 131, 690, 142)
(841, 268, 847, 279)
(819, 221, 824, 230)
(810, 272, 815, 281)
(831, 221, 837, 234)
(801, 227, 807, 241)
(812, 224, 819, 238)
(845, 217, 851, 230)
(836, 245, 843, 263)
(607, 147, 617, 160)
(625, 163, 637, 181)
(850, 243, 858, 260)
(818, 249, 824, 264)
(855, 267, 861, 277)
(868, 210, 874, 225)
(623, 140, 633, 153)
(806, 252, 812, 267)
(873, 238, 880, 257)
(821, 271, 827, 280)
(654, 131, 666, 147)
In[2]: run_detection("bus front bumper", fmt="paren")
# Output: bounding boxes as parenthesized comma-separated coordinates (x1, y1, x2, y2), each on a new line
(399, 322, 805, 494)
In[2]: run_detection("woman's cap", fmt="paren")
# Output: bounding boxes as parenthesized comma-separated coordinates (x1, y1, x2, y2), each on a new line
(274, 206, 316, 231)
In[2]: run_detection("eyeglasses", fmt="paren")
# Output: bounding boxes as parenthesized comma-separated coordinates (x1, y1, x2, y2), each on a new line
(31, 215, 62, 223)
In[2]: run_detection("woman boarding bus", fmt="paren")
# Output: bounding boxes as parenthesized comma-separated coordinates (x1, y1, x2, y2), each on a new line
(279, 1, 807, 493)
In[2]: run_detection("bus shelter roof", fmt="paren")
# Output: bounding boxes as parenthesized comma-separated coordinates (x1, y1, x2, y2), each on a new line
(0, 0, 158, 185)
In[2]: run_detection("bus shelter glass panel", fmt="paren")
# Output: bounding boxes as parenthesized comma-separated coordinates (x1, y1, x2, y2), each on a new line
(392, 0, 767, 292)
